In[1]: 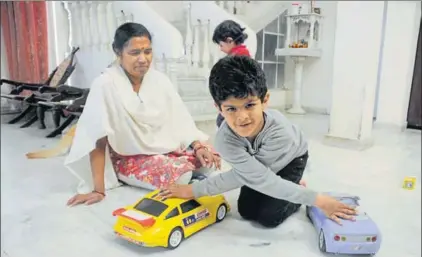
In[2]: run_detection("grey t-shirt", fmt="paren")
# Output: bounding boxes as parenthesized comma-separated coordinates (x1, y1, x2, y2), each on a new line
(192, 109, 318, 206)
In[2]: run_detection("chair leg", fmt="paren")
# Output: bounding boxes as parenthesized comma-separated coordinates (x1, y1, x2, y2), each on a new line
(20, 114, 38, 128)
(46, 115, 76, 138)
(52, 108, 62, 128)
(36, 105, 48, 129)
(8, 105, 35, 124)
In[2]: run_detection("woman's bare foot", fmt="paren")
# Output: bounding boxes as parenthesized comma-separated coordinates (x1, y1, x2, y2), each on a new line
(299, 179, 307, 187)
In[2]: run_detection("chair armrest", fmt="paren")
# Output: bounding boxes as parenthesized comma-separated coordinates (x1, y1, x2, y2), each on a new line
(38, 86, 58, 94)
(1, 79, 44, 88)
(16, 84, 46, 93)
(57, 85, 85, 95)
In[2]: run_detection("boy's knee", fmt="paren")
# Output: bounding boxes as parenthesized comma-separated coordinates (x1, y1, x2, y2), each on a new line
(237, 200, 258, 221)
(256, 217, 283, 228)
(256, 203, 301, 228)
(256, 211, 285, 228)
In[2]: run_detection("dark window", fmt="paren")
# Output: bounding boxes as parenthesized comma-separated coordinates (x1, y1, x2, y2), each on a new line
(165, 207, 180, 220)
(180, 199, 201, 213)
(134, 198, 168, 217)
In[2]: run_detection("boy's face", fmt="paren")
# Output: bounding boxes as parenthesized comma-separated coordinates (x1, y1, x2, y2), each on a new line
(217, 93, 270, 138)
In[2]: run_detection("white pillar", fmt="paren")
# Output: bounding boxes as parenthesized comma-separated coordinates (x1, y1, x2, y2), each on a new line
(375, 1, 421, 129)
(324, 1, 385, 150)
(287, 56, 306, 114)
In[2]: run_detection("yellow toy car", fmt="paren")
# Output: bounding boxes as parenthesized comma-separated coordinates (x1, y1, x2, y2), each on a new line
(112, 190, 231, 249)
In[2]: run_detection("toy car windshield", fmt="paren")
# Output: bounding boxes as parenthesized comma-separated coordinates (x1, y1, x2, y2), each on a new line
(134, 198, 169, 217)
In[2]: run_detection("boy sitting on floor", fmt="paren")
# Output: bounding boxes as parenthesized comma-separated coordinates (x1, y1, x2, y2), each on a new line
(159, 56, 356, 227)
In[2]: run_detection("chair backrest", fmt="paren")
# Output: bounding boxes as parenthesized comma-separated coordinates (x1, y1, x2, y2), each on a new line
(46, 47, 80, 87)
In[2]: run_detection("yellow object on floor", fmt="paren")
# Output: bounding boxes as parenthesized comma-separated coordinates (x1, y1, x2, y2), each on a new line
(26, 124, 77, 159)
(112, 190, 231, 249)
(402, 176, 417, 190)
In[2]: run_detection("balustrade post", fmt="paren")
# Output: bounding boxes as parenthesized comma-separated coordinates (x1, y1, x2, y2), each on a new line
(88, 2, 100, 49)
(96, 2, 109, 52)
(69, 2, 82, 48)
(201, 20, 211, 76)
(226, 1, 235, 14)
(184, 3, 193, 71)
(79, 2, 91, 47)
(192, 20, 201, 73)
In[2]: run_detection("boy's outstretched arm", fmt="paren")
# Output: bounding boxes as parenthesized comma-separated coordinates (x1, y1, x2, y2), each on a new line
(192, 129, 318, 207)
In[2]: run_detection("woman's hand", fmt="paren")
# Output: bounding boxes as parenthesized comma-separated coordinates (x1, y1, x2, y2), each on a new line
(67, 191, 105, 206)
(195, 147, 221, 170)
(314, 194, 358, 225)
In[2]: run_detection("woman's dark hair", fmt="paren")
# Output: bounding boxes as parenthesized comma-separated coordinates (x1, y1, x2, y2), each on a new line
(212, 20, 248, 45)
(112, 22, 152, 55)
(209, 55, 267, 107)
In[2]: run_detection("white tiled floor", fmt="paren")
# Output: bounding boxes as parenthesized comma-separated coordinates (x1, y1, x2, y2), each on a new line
(1, 113, 421, 257)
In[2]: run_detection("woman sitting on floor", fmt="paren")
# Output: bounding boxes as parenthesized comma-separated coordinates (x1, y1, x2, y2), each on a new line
(66, 22, 220, 206)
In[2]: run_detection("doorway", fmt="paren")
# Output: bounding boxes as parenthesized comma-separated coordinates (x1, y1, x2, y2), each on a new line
(406, 18, 422, 130)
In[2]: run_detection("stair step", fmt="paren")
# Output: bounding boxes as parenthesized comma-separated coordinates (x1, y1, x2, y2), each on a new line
(177, 76, 210, 98)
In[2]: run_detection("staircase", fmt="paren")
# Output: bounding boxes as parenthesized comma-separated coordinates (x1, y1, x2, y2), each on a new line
(146, 1, 258, 120)
(56, 1, 290, 120)
(147, 1, 290, 119)
(215, 1, 290, 32)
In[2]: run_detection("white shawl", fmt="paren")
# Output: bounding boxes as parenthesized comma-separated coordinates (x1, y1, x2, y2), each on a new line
(64, 63, 209, 193)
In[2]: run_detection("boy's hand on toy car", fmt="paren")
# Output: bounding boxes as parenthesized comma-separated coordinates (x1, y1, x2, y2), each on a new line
(67, 192, 105, 206)
(158, 184, 194, 200)
(315, 194, 357, 225)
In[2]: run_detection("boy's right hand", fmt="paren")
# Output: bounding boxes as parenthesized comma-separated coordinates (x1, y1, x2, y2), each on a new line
(314, 194, 357, 225)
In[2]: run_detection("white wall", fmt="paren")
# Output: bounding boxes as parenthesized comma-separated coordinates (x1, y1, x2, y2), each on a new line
(375, 1, 421, 128)
(284, 1, 338, 114)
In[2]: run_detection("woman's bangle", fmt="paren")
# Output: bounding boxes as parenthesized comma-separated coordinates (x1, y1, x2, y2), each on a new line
(92, 190, 106, 197)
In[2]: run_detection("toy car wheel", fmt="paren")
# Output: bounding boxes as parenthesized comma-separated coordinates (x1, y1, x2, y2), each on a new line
(216, 204, 227, 222)
(318, 229, 327, 252)
(167, 227, 184, 249)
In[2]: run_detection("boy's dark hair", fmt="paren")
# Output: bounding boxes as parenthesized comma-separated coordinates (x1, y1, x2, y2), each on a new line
(212, 20, 248, 45)
(209, 55, 267, 107)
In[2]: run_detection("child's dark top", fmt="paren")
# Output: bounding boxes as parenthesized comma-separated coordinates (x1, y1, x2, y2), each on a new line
(192, 109, 318, 206)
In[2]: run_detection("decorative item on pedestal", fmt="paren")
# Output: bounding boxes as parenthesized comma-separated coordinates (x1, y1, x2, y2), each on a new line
(275, 1, 323, 115)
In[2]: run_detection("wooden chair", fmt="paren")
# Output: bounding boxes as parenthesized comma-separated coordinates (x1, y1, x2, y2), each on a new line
(37, 86, 89, 138)
(1, 47, 80, 126)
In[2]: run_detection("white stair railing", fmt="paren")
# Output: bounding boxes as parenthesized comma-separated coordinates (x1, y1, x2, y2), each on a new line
(184, 3, 193, 70)
(201, 19, 211, 73)
(192, 19, 201, 70)
(215, 1, 252, 16)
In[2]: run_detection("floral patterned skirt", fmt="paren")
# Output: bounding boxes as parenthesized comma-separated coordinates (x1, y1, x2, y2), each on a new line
(109, 146, 203, 189)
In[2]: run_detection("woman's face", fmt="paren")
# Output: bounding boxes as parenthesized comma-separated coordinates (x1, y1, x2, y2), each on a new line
(119, 36, 153, 81)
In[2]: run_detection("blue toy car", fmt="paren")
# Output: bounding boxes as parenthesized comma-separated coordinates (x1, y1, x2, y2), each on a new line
(306, 193, 382, 255)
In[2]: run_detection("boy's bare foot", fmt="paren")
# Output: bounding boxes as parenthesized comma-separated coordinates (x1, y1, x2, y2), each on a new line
(299, 180, 307, 187)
